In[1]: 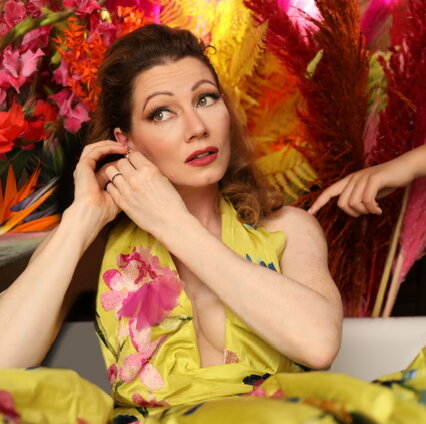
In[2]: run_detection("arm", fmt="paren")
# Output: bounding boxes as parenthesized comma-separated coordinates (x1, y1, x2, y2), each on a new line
(106, 152, 343, 369)
(0, 141, 125, 367)
(159, 207, 342, 370)
(308, 144, 426, 217)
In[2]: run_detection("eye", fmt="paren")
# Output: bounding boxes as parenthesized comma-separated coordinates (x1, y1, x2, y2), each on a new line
(147, 108, 172, 122)
(197, 92, 220, 107)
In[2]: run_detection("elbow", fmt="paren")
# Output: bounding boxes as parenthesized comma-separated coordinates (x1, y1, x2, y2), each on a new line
(297, 322, 342, 370)
(305, 344, 340, 370)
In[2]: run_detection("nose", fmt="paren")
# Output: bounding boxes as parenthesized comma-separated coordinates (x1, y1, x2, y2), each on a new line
(184, 108, 208, 143)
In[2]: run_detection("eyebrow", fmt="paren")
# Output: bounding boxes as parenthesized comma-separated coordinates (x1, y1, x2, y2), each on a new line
(142, 79, 217, 112)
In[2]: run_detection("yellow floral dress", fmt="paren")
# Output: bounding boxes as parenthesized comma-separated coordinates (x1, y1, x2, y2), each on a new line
(1, 197, 426, 424)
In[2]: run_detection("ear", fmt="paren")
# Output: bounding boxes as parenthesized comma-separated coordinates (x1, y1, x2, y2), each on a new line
(113, 128, 134, 151)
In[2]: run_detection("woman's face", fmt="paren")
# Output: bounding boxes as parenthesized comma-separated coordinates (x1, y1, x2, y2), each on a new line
(116, 57, 231, 190)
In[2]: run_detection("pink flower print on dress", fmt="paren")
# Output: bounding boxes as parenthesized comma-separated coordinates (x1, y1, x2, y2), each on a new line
(0, 390, 21, 423)
(101, 246, 182, 328)
(132, 392, 169, 408)
(119, 273, 182, 329)
(101, 246, 164, 316)
(118, 321, 166, 389)
(107, 363, 118, 384)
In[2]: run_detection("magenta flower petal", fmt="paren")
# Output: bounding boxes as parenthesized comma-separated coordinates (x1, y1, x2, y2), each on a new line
(3, 0, 26, 28)
(20, 48, 45, 77)
(103, 269, 124, 290)
(52, 61, 69, 86)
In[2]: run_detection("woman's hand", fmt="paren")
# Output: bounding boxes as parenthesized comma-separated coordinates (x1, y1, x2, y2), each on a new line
(308, 154, 417, 217)
(73, 140, 127, 227)
(101, 150, 189, 237)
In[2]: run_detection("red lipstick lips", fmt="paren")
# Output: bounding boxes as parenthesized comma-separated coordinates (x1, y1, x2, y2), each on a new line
(185, 147, 218, 166)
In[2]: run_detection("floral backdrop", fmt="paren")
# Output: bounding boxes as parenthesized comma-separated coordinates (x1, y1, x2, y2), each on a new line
(0, 0, 425, 317)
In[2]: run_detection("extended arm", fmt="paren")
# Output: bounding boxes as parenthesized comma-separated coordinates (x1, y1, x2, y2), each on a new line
(0, 141, 125, 367)
(309, 144, 426, 217)
(158, 207, 343, 370)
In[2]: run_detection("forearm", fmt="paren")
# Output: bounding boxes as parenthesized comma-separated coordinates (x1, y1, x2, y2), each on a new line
(408, 144, 426, 179)
(159, 214, 341, 369)
(0, 203, 103, 367)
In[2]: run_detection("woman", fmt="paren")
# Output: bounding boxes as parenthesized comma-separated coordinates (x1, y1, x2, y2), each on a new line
(0, 24, 373, 424)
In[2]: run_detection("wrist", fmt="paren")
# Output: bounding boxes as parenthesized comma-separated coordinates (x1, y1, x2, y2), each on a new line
(61, 202, 106, 250)
(154, 212, 203, 253)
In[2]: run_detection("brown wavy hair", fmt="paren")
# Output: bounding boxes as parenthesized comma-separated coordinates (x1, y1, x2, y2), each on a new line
(86, 24, 283, 226)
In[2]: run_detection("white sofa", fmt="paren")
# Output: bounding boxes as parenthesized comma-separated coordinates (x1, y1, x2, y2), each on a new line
(43, 317, 426, 393)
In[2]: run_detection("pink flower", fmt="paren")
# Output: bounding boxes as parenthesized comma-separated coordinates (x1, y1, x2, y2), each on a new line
(101, 246, 182, 325)
(3, 0, 26, 28)
(49, 89, 90, 133)
(63, 0, 101, 15)
(0, 48, 45, 92)
(0, 390, 21, 422)
(249, 386, 284, 398)
(119, 273, 182, 329)
(88, 20, 118, 44)
(22, 26, 52, 50)
(118, 321, 166, 389)
(132, 392, 168, 408)
(107, 363, 118, 384)
(27, 0, 51, 16)
(52, 61, 69, 86)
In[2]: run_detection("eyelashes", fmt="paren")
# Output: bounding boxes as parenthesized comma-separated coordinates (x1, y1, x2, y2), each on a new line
(145, 92, 221, 122)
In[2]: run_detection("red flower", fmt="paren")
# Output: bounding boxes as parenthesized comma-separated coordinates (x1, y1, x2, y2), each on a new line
(0, 102, 26, 153)
(23, 100, 58, 142)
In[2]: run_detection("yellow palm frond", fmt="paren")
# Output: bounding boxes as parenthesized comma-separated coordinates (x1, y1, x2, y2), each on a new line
(206, 0, 268, 124)
(255, 145, 317, 203)
(159, 0, 217, 39)
(247, 53, 305, 144)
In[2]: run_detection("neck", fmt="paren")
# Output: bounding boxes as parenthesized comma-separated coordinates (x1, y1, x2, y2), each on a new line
(176, 184, 221, 234)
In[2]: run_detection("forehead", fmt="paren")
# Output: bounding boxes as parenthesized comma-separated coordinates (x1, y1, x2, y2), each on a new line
(133, 57, 217, 98)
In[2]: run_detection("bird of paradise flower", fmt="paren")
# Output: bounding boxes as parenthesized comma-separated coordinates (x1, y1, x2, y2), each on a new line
(0, 165, 59, 235)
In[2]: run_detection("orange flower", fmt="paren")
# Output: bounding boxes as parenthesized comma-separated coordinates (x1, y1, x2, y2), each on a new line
(54, 18, 107, 111)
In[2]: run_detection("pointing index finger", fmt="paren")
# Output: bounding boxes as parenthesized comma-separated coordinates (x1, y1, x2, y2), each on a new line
(308, 178, 348, 215)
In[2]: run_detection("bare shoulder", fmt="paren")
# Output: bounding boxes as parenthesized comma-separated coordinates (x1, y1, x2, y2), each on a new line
(264, 206, 339, 301)
(263, 205, 326, 244)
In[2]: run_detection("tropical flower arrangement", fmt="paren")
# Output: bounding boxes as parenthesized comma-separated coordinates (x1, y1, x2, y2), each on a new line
(0, 0, 424, 317)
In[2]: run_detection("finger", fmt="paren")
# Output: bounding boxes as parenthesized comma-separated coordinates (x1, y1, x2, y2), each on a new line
(105, 178, 120, 199)
(79, 144, 127, 172)
(105, 166, 126, 189)
(96, 163, 115, 190)
(80, 140, 124, 160)
(337, 178, 361, 217)
(308, 178, 349, 214)
(346, 178, 370, 215)
(116, 156, 137, 174)
(127, 150, 155, 169)
(362, 177, 383, 214)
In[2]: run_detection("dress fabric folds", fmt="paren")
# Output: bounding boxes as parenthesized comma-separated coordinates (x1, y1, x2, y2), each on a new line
(1, 197, 426, 423)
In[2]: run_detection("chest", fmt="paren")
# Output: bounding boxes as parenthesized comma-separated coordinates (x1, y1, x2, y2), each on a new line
(173, 257, 226, 367)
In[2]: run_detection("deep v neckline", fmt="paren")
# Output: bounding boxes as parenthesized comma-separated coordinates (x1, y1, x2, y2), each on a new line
(166, 196, 230, 369)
